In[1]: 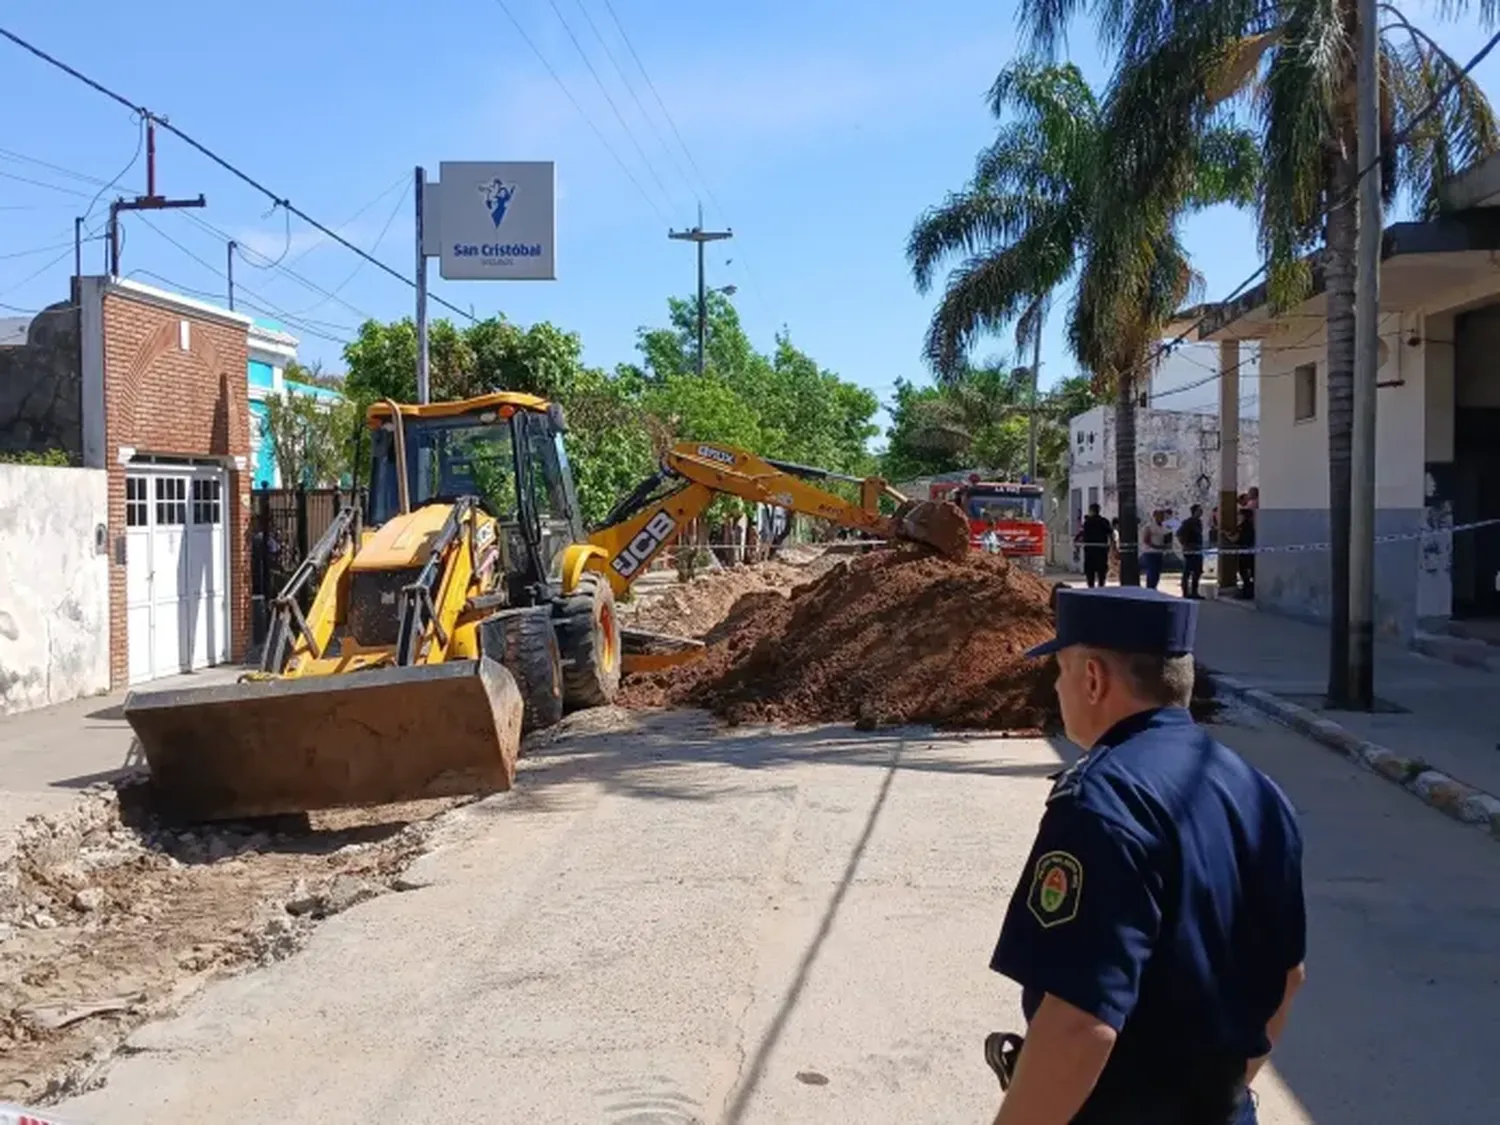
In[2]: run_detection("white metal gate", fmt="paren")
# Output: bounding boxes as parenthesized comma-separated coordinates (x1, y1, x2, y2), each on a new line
(125, 463, 230, 684)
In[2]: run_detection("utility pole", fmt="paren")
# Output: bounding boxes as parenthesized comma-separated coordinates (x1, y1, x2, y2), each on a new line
(1348, 0, 1380, 708)
(107, 114, 205, 276)
(1025, 300, 1044, 482)
(415, 166, 430, 404)
(226, 241, 236, 310)
(668, 204, 732, 376)
(1218, 338, 1240, 591)
(73, 216, 83, 283)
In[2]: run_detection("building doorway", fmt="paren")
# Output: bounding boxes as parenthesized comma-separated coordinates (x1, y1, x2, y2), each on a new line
(1451, 305, 1500, 622)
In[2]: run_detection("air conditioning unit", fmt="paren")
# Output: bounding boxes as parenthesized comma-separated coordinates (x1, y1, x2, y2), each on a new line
(1149, 451, 1180, 470)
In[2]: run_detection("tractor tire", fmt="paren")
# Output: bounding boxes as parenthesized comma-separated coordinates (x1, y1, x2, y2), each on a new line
(553, 571, 622, 711)
(480, 608, 564, 734)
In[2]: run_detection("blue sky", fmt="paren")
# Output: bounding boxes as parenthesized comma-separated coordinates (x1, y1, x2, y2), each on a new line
(2, 0, 1497, 442)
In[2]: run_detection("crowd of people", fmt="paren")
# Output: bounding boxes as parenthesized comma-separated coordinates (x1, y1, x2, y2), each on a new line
(1072, 488, 1259, 599)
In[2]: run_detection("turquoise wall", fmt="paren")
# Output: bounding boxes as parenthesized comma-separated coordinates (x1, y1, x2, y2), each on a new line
(249, 400, 276, 487)
(249, 359, 275, 390)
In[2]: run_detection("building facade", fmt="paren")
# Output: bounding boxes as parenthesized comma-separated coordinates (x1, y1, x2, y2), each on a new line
(1066, 406, 1260, 539)
(78, 277, 255, 687)
(1179, 152, 1500, 639)
(246, 319, 344, 489)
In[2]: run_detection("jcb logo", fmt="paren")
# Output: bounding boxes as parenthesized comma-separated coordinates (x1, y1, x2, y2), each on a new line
(695, 445, 736, 466)
(611, 511, 677, 578)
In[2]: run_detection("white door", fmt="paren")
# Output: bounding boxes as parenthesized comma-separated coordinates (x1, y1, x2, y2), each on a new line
(125, 466, 231, 684)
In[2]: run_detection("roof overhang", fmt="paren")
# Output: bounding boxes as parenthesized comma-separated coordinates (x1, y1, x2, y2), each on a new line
(1170, 208, 1500, 342)
(1439, 150, 1500, 211)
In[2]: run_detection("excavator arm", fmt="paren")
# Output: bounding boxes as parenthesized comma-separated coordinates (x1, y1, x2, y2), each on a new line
(586, 441, 968, 598)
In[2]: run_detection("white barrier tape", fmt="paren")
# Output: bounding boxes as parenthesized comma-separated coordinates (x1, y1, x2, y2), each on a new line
(1082, 516, 1500, 558)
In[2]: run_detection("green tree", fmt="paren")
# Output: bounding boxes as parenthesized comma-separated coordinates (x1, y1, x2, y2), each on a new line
(908, 59, 1256, 581)
(264, 391, 359, 487)
(1021, 0, 1498, 692)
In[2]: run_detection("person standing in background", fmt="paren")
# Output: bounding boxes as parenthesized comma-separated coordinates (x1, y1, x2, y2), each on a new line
(1075, 504, 1113, 589)
(1140, 510, 1170, 590)
(1178, 504, 1205, 599)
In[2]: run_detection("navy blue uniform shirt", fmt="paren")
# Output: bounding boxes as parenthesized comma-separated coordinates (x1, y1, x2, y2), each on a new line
(991, 706, 1305, 1090)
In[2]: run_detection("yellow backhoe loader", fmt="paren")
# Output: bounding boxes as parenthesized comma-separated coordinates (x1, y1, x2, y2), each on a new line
(123, 394, 967, 823)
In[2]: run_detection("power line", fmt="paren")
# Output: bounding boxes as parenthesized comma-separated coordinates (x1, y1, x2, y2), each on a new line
(0, 25, 478, 324)
(176, 209, 382, 324)
(486, 0, 670, 225)
(277, 178, 411, 318)
(596, 0, 779, 324)
(570, 0, 696, 206)
(544, 0, 677, 213)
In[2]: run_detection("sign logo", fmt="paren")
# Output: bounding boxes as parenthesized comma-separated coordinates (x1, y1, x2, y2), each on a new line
(695, 445, 736, 466)
(1026, 851, 1082, 928)
(610, 511, 677, 579)
(479, 177, 517, 228)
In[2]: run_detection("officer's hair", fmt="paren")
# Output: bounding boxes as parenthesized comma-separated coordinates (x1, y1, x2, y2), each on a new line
(1101, 651, 1196, 708)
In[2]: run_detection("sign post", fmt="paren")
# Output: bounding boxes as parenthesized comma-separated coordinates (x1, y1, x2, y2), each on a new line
(413, 160, 557, 403)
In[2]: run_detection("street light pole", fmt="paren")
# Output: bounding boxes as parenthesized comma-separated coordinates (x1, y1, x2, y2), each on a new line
(668, 204, 732, 376)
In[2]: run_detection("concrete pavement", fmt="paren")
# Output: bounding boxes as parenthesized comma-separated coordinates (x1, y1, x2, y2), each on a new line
(1192, 598, 1500, 839)
(44, 703, 1500, 1124)
(0, 666, 242, 843)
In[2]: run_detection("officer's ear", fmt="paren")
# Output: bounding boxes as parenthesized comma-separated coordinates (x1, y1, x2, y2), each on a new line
(1080, 647, 1111, 704)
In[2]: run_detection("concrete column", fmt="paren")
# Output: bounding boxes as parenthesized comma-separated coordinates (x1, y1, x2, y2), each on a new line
(1219, 338, 1240, 589)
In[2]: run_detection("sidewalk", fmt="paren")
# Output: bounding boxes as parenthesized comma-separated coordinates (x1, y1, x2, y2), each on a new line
(1192, 597, 1500, 840)
(0, 666, 242, 843)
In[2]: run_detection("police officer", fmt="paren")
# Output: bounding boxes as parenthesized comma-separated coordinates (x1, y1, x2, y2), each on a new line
(984, 587, 1306, 1125)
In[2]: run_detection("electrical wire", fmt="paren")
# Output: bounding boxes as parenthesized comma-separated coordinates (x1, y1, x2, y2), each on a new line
(595, 0, 779, 323)
(570, 0, 696, 206)
(177, 209, 382, 325)
(485, 0, 669, 225)
(0, 25, 478, 324)
(276, 178, 411, 318)
(544, 0, 677, 213)
(131, 212, 360, 340)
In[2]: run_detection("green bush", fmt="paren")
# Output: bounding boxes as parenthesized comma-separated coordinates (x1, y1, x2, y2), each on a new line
(0, 448, 71, 467)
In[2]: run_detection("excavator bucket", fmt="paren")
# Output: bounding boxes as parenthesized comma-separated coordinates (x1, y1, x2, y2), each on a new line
(893, 499, 972, 559)
(124, 657, 525, 824)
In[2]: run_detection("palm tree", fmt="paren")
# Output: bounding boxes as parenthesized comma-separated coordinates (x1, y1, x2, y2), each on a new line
(907, 59, 1256, 583)
(1016, 0, 1498, 697)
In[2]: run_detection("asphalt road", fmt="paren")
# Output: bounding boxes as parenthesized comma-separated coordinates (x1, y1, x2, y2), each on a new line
(54, 703, 1500, 1124)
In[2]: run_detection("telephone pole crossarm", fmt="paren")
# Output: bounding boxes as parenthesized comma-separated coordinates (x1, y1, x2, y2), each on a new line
(668, 212, 732, 376)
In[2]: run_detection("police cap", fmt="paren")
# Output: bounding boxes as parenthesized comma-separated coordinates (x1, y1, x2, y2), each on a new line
(1025, 586, 1197, 658)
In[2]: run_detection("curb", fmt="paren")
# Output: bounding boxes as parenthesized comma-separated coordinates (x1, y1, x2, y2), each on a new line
(1204, 669, 1500, 844)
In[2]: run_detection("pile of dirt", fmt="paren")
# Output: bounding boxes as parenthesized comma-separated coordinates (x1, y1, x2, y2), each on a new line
(0, 783, 458, 1105)
(622, 548, 1062, 731)
(621, 560, 813, 638)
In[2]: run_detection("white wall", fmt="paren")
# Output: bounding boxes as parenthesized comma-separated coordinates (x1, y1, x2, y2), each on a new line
(1257, 313, 1430, 512)
(0, 466, 111, 715)
(1148, 342, 1262, 419)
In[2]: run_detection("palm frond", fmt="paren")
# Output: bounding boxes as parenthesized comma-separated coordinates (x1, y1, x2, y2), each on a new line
(1258, 1, 1346, 272)
(923, 217, 1075, 379)
(908, 190, 1035, 293)
(1385, 26, 1500, 216)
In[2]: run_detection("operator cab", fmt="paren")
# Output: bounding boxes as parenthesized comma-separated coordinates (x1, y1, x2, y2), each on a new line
(364, 395, 584, 590)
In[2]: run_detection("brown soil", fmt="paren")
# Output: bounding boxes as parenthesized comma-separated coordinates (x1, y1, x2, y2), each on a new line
(621, 548, 1062, 731)
(620, 561, 813, 638)
(0, 784, 460, 1106)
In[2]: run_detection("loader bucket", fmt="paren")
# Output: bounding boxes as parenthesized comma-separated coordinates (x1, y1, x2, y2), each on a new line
(893, 499, 972, 559)
(125, 657, 525, 824)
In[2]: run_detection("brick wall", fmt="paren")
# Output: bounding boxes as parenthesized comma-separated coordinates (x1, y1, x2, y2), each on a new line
(102, 289, 251, 687)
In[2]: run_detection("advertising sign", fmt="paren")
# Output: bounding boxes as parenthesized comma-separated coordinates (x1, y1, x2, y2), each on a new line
(436, 161, 555, 281)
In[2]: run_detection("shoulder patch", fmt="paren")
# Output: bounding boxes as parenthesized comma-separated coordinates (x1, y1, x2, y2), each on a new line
(1026, 850, 1083, 928)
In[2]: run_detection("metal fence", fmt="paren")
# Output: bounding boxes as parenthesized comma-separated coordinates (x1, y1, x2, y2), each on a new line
(250, 487, 356, 644)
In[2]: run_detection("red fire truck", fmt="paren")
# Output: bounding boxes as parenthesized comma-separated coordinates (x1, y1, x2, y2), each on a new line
(929, 475, 1047, 571)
